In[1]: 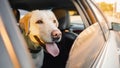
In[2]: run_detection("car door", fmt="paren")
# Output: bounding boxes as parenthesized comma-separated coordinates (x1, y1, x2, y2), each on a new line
(66, 0, 120, 68)
(88, 0, 120, 68)
(0, 0, 34, 68)
(66, 0, 106, 68)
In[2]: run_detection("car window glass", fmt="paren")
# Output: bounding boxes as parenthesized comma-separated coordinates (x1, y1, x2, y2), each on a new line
(69, 10, 85, 34)
(19, 9, 29, 18)
(88, 0, 109, 40)
(69, 11, 83, 24)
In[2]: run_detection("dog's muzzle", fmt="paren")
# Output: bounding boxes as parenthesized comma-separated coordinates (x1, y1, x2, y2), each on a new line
(51, 30, 62, 42)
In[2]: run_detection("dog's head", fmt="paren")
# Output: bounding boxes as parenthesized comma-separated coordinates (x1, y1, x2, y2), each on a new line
(19, 10, 62, 57)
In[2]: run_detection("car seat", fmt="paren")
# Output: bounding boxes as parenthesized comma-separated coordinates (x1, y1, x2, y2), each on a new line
(42, 9, 77, 68)
(12, 9, 20, 22)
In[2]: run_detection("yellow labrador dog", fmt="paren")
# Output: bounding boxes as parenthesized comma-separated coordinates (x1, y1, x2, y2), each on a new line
(19, 10, 62, 67)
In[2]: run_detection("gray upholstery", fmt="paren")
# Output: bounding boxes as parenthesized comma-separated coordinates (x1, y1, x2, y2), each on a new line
(53, 9, 70, 30)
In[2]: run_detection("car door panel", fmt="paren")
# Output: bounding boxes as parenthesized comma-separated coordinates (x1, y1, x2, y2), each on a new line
(0, 35, 14, 68)
(0, 0, 34, 68)
(66, 23, 105, 68)
(94, 31, 120, 68)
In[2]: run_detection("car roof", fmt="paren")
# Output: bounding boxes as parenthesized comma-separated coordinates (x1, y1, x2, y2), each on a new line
(9, 0, 75, 11)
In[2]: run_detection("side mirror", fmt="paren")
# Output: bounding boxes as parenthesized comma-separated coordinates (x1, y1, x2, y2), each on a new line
(111, 22, 120, 31)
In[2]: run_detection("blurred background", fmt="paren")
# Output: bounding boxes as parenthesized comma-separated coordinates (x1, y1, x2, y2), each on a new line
(95, 0, 120, 22)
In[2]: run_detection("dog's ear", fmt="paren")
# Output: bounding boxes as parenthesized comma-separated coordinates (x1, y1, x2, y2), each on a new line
(19, 12, 32, 35)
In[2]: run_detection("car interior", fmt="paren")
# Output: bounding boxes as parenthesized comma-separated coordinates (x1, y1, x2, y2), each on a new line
(13, 8, 79, 68)
(8, 0, 86, 68)
(1, 0, 120, 68)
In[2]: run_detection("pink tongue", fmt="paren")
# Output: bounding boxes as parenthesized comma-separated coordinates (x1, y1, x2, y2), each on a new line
(46, 43, 60, 57)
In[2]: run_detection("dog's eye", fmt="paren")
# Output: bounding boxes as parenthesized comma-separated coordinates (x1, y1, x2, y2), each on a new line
(36, 20, 43, 24)
(53, 20, 56, 23)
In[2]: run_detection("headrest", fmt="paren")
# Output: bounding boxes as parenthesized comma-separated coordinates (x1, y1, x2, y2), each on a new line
(53, 9, 70, 30)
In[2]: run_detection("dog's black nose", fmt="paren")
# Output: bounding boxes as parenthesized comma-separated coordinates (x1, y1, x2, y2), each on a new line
(51, 30, 62, 42)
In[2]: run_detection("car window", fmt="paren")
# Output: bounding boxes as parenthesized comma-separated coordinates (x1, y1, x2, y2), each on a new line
(69, 10, 85, 34)
(19, 9, 29, 18)
(88, 0, 109, 40)
(69, 10, 83, 24)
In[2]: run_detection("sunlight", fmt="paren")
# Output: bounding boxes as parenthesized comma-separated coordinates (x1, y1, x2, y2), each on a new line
(95, 0, 117, 3)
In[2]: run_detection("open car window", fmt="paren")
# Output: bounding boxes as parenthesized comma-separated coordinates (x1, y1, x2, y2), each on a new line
(69, 10, 85, 34)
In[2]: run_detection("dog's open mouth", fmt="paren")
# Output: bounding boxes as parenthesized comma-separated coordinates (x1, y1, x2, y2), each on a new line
(33, 35, 59, 57)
